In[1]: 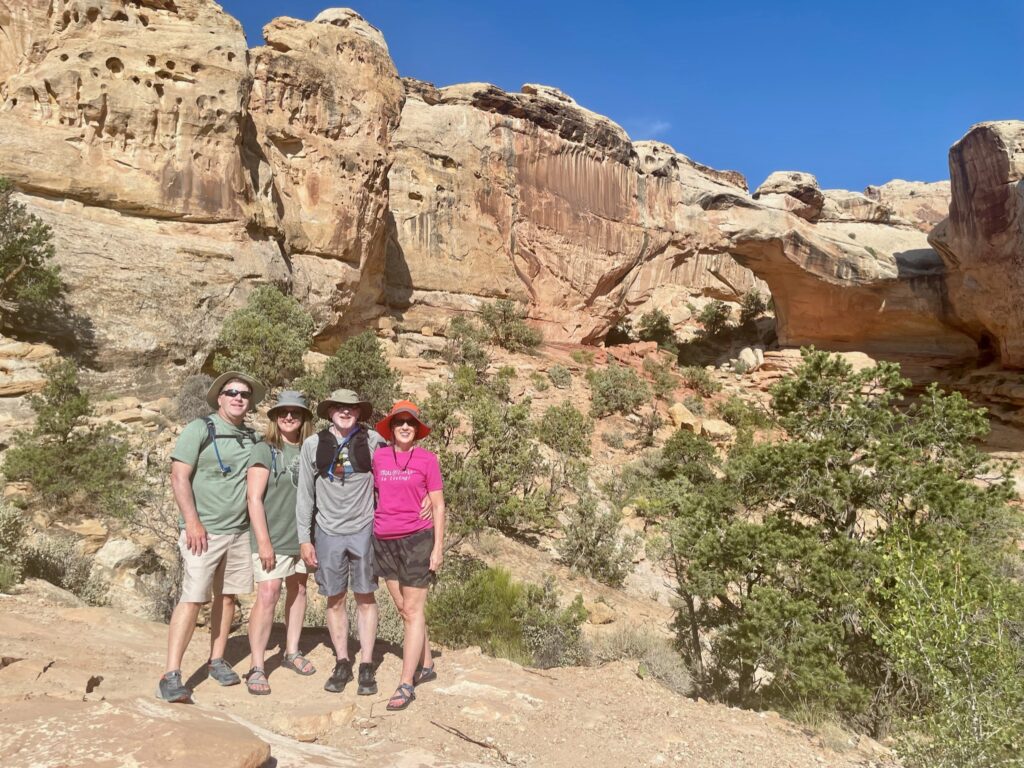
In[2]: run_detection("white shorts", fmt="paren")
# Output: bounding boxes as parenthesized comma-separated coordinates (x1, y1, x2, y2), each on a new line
(252, 552, 308, 583)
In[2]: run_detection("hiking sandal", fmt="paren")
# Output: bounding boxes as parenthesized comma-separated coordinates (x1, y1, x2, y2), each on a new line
(413, 664, 437, 686)
(386, 682, 416, 711)
(245, 667, 271, 696)
(281, 651, 316, 676)
(208, 657, 241, 686)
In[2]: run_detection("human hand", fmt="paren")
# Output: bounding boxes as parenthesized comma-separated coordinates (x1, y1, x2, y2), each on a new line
(429, 547, 443, 572)
(185, 520, 208, 555)
(258, 542, 276, 572)
(300, 542, 318, 569)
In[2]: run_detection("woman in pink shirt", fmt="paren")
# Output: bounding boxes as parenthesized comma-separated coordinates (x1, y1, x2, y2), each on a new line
(372, 400, 445, 711)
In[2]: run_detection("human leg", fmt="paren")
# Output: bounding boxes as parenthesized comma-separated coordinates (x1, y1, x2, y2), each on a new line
(165, 600, 202, 673)
(281, 571, 314, 674)
(247, 578, 282, 671)
(396, 585, 428, 687)
(325, 590, 350, 660)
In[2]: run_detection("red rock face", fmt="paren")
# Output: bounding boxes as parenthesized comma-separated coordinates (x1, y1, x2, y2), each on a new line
(930, 121, 1024, 368)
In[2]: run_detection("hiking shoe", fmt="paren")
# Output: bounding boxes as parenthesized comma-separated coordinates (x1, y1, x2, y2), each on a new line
(357, 662, 377, 695)
(413, 664, 437, 686)
(324, 658, 353, 693)
(207, 657, 241, 686)
(156, 670, 192, 703)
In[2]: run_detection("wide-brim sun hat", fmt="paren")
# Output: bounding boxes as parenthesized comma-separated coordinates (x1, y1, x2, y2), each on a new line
(267, 390, 312, 420)
(316, 388, 373, 421)
(375, 400, 431, 442)
(205, 371, 266, 410)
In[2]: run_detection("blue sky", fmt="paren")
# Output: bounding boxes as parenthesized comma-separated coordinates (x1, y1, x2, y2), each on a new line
(220, 0, 1023, 191)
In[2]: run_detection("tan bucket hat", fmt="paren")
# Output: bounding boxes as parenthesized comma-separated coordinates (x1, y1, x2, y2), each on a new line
(315, 388, 372, 421)
(205, 371, 266, 410)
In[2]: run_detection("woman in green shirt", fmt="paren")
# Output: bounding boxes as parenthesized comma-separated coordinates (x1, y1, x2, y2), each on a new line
(244, 391, 315, 695)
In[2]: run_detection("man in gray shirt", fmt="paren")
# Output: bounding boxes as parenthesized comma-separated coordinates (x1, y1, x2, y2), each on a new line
(297, 389, 384, 695)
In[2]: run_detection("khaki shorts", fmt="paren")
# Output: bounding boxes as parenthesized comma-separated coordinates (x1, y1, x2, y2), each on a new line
(252, 552, 308, 583)
(178, 530, 253, 603)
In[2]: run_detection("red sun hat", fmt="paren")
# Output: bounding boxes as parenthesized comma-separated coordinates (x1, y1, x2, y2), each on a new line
(376, 400, 431, 442)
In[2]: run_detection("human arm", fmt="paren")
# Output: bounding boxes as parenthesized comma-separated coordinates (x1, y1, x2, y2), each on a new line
(428, 489, 445, 572)
(170, 460, 206, 555)
(296, 440, 318, 568)
(246, 464, 275, 571)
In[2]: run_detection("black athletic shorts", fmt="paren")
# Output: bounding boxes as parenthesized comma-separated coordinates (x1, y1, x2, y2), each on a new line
(372, 528, 435, 588)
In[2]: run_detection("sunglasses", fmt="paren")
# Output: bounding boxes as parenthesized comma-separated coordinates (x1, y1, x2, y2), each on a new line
(220, 388, 252, 400)
(276, 408, 305, 419)
(391, 417, 418, 427)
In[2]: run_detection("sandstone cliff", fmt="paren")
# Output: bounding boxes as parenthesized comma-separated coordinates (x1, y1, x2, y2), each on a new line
(0, 2, 1018, 396)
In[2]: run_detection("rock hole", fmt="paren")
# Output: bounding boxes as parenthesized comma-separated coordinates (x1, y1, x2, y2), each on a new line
(36, 660, 56, 679)
(175, 96, 182, 104)
(408, 191, 423, 201)
(131, 76, 140, 84)
(226, 52, 235, 61)
(144, 80, 152, 88)
(218, 89, 225, 96)
(86, 7, 99, 22)
(111, 10, 128, 21)
(9, 98, 16, 107)
(165, 60, 175, 70)
(0, 657, 23, 670)
(154, 83, 164, 97)
(60, 53, 68, 61)
(139, 14, 149, 26)
(146, 55, 156, 66)
(436, 185, 444, 192)
(105, 57, 124, 74)
(79, 51, 93, 60)
(977, 333, 998, 366)
(72, 9, 80, 23)
(190, 63, 202, 73)
(86, 675, 103, 694)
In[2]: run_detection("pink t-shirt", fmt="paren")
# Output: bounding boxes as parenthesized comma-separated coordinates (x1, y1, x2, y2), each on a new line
(372, 445, 443, 539)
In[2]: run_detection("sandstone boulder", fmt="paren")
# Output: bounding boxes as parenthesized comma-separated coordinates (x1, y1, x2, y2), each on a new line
(929, 121, 1024, 367)
(753, 171, 825, 222)
(866, 179, 951, 232)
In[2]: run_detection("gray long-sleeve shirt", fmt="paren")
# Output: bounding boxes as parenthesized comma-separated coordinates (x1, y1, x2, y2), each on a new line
(295, 428, 386, 543)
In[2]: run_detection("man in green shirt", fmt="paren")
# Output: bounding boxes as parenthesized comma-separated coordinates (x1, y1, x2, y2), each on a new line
(157, 371, 265, 703)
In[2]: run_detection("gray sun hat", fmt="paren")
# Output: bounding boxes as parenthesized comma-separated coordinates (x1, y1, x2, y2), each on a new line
(205, 371, 266, 410)
(267, 390, 313, 420)
(316, 388, 372, 421)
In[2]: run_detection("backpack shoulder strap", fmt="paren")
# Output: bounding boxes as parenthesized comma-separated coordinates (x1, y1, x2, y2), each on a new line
(348, 427, 372, 474)
(198, 416, 217, 454)
(315, 429, 337, 478)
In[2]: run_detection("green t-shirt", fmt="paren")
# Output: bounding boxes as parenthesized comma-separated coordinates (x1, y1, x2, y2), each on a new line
(247, 441, 301, 556)
(170, 415, 260, 534)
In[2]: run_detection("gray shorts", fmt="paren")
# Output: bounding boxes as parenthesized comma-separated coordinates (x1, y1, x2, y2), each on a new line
(313, 523, 378, 596)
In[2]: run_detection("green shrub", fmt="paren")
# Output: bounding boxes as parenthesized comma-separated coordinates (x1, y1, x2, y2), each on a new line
(601, 430, 625, 449)
(587, 364, 649, 417)
(557, 496, 638, 587)
(679, 365, 721, 397)
(22, 534, 108, 604)
(530, 372, 550, 392)
(715, 394, 769, 430)
(176, 373, 213, 422)
(591, 626, 691, 695)
(631, 409, 664, 448)
(441, 315, 491, 375)
(3, 359, 138, 519)
(637, 309, 678, 354)
(0, 178, 62, 320)
(537, 402, 591, 459)
(422, 372, 552, 542)
(682, 394, 705, 415)
(212, 285, 314, 388)
(660, 349, 1023, 747)
(0, 503, 25, 588)
(479, 299, 542, 353)
(697, 300, 731, 337)
(739, 290, 769, 326)
(428, 564, 587, 668)
(643, 357, 677, 401)
(300, 331, 402, 422)
(547, 364, 572, 388)
(570, 349, 595, 367)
